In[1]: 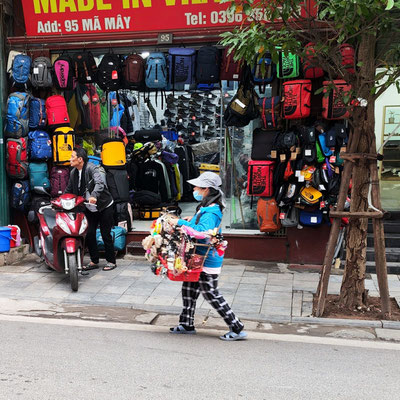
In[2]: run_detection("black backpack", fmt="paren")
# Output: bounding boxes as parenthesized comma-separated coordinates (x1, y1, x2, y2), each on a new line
(73, 51, 98, 83)
(251, 128, 280, 161)
(97, 53, 122, 91)
(196, 46, 221, 84)
(106, 169, 130, 202)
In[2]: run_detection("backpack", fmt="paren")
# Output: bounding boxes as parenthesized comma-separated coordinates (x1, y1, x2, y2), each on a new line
(46, 95, 70, 127)
(11, 54, 31, 84)
(10, 181, 30, 211)
(220, 48, 242, 82)
(53, 54, 74, 90)
(168, 48, 196, 90)
(259, 96, 282, 130)
(257, 197, 281, 232)
(28, 130, 52, 160)
(28, 162, 50, 194)
(50, 166, 70, 198)
(29, 97, 46, 129)
(300, 186, 323, 205)
(252, 56, 276, 92)
(224, 67, 259, 127)
(6, 138, 28, 179)
(5, 92, 30, 138)
(322, 80, 351, 120)
(281, 205, 299, 228)
(299, 209, 323, 226)
(73, 51, 98, 83)
(106, 169, 130, 202)
(101, 138, 126, 169)
(251, 128, 279, 160)
(339, 43, 355, 75)
(122, 53, 145, 89)
(97, 53, 122, 91)
(282, 80, 312, 119)
(302, 43, 324, 79)
(53, 127, 75, 165)
(196, 46, 220, 84)
(145, 52, 168, 89)
(247, 160, 275, 197)
(277, 50, 299, 79)
(31, 56, 53, 88)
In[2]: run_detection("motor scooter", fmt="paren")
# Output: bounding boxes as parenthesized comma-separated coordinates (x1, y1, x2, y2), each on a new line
(35, 193, 88, 291)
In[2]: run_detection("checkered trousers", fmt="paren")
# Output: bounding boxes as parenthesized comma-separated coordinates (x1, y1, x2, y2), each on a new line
(179, 272, 244, 333)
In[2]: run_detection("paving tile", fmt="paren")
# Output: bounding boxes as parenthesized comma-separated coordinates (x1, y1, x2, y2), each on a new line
(91, 293, 123, 303)
(240, 276, 267, 285)
(117, 294, 149, 304)
(144, 296, 175, 306)
(265, 285, 293, 292)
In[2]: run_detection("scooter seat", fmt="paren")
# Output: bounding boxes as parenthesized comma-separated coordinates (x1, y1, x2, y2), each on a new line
(43, 208, 57, 232)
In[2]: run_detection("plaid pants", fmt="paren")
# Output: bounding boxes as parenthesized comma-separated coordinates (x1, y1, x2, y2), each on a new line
(179, 272, 244, 333)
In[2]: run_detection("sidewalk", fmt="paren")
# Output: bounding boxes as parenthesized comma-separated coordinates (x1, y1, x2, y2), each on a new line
(1, 255, 400, 331)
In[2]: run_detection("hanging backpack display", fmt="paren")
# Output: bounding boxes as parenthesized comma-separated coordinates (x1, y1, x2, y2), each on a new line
(224, 66, 259, 127)
(277, 50, 299, 79)
(251, 128, 279, 161)
(31, 56, 53, 88)
(28, 162, 50, 193)
(257, 197, 281, 233)
(10, 181, 30, 211)
(29, 97, 46, 129)
(122, 53, 145, 89)
(302, 43, 324, 79)
(4, 92, 30, 138)
(247, 160, 274, 197)
(282, 80, 312, 119)
(101, 138, 126, 169)
(28, 130, 52, 160)
(339, 43, 355, 75)
(50, 166, 70, 198)
(252, 56, 276, 92)
(196, 46, 220, 84)
(220, 48, 242, 82)
(145, 52, 168, 89)
(168, 48, 196, 90)
(53, 54, 74, 90)
(322, 80, 351, 120)
(259, 96, 282, 130)
(46, 95, 70, 127)
(280, 205, 299, 228)
(73, 51, 98, 83)
(299, 209, 323, 226)
(97, 52, 122, 91)
(53, 127, 75, 165)
(11, 54, 31, 85)
(6, 138, 28, 179)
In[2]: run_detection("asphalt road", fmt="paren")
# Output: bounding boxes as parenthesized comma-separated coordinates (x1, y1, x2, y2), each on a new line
(0, 316, 399, 400)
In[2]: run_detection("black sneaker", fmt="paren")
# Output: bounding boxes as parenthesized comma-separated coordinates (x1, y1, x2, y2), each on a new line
(188, 120, 199, 128)
(189, 100, 202, 107)
(202, 108, 215, 115)
(191, 93, 203, 100)
(177, 110, 188, 117)
(178, 95, 190, 101)
(205, 92, 218, 99)
(203, 99, 215, 107)
(164, 109, 175, 118)
(166, 118, 175, 126)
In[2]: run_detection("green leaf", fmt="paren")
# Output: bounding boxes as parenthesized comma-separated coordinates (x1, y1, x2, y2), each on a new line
(386, 0, 395, 10)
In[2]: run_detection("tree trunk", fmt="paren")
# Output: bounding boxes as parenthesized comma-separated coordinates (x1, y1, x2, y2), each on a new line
(339, 33, 377, 309)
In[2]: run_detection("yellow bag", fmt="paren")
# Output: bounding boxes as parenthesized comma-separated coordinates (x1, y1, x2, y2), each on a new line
(101, 139, 126, 168)
(53, 127, 75, 165)
(199, 163, 220, 175)
(300, 186, 323, 204)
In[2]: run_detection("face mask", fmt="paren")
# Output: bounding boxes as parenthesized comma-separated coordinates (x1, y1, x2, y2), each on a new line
(193, 190, 203, 201)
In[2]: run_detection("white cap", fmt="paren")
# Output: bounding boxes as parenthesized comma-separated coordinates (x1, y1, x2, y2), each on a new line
(187, 171, 222, 189)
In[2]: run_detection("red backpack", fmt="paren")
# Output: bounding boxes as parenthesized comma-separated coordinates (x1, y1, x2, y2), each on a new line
(50, 166, 70, 198)
(339, 44, 355, 75)
(220, 48, 242, 82)
(282, 80, 312, 119)
(257, 197, 281, 232)
(322, 80, 351, 120)
(247, 160, 275, 197)
(6, 138, 28, 179)
(45, 95, 70, 127)
(302, 43, 324, 79)
(122, 53, 145, 89)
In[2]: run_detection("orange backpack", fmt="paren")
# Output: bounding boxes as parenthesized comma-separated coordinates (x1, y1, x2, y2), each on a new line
(257, 197, 281, 233)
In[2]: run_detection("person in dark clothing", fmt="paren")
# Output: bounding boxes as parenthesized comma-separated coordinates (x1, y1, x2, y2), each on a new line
(65, 147, 117, 271)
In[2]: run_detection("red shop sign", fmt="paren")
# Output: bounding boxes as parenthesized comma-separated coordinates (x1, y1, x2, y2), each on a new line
(21, 0, 315, 37)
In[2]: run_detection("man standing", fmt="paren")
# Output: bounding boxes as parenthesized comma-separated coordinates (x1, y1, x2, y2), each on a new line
(65, 147, 117, 271)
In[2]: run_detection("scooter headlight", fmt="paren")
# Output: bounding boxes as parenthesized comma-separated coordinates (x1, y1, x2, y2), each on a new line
(79, 216, 88, 235)
(56, 215, 72, 234)
(61, 198, 76, 210)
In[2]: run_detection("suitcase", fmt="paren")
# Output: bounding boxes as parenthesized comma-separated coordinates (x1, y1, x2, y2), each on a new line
(101, 138, 126, 169)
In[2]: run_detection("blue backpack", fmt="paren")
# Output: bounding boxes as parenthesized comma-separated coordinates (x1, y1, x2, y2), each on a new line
(145, 53, 168, 89)
(252, 56, 276, 93)
(168, 48, 196, 90)
(11, 54, 31, 84)
(4, 92, 30, 138)
(28, 162, 50, 194)
(96, 226, 127, 251)
(29, 98, 47, 129)
(10, 181, 30, 211)
(28, 130, 52, 160)
(299, 209, 323, 226)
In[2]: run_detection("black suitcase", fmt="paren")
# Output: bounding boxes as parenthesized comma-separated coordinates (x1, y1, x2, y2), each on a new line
(251, 128, 280, 161)
(133, 129, 162, 143)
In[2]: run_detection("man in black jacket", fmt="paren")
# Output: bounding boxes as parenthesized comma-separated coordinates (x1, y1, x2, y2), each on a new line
(65, 148, 117, 271)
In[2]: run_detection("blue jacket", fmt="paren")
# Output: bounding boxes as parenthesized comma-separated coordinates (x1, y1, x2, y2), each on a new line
(177, 204, 224, 269)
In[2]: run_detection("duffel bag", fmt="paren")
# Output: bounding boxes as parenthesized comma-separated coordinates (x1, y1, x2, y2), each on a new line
(96, 226, 127, 251)
(133, 129, 162, 143)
